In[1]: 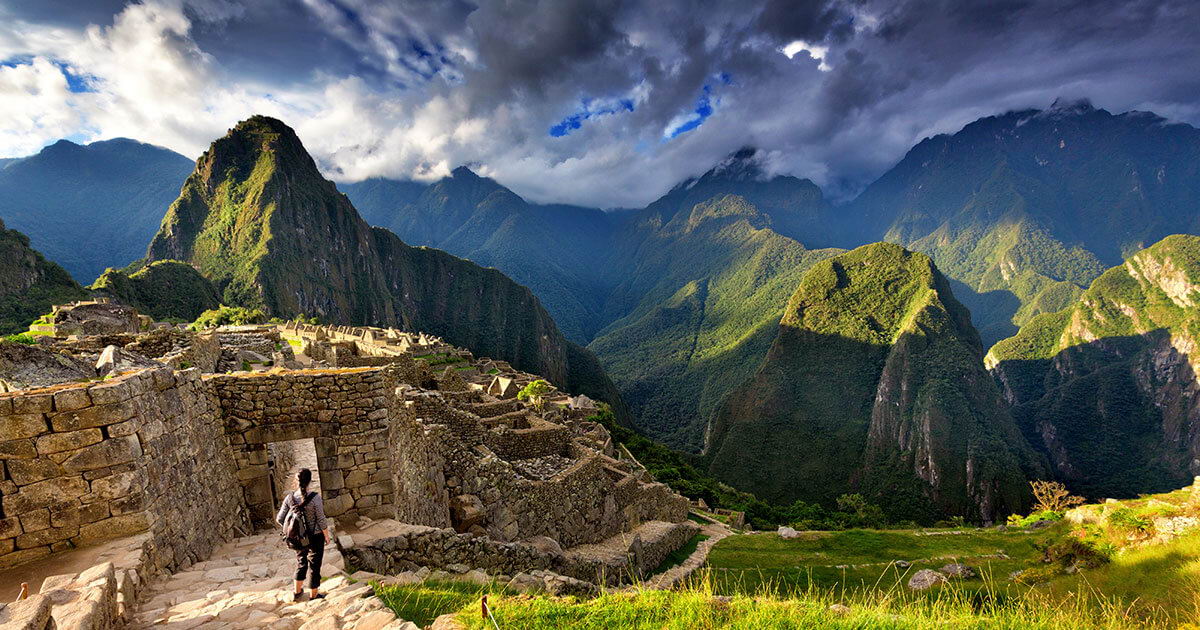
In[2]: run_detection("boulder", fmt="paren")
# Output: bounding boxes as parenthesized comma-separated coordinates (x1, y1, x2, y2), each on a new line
(449, 494, 486, 532)
(96, 345, 158, 376)
(907, 569, 947, 590)
(0, 342, 94, 392)
(524, 535, 563, 555)
(939, 563, 976, 579)
(777, 526, 802, 539)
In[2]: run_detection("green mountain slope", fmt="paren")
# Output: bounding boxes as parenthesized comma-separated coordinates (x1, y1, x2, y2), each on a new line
(0, 138, 193, 283)
(90, 260, 220, 322)
(338, 177, 427, 227)
(589, 193, 840, 450)
(143, 115, 625, 411)
(0, 218, 87, 334)
(706, 243, 1042, 522)
(845, 100, 1200, 344)
(986, 234, 1200, 498)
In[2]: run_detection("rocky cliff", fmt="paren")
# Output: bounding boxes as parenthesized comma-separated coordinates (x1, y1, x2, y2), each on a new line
(144, 116, 624, 410)
(987, 234, 1200, 497)
(0, 218, 86, 334)
(706, 243, 1043, 522)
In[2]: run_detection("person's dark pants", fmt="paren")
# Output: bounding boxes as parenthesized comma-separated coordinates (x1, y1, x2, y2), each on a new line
(294, 538, 324, 589)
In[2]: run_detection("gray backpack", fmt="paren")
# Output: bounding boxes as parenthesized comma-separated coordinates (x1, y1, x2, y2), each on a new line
(282, 491, 316, 550)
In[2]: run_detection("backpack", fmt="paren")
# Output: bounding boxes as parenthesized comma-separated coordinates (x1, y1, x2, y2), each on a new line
(282, 491, 316, 550)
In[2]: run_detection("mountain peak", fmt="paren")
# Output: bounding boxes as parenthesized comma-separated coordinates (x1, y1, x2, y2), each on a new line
(1044, 97, 1097, 116)
(451, 165, 480, 179)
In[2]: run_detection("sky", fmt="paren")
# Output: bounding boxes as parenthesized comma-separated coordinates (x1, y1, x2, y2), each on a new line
(1, 0, 1198, 208)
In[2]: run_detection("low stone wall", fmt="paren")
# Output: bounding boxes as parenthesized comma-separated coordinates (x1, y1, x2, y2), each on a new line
(339, 519, 699, 587)
(485, 420, 571, 461)
(0, 367, 248, 574)
(158, 332, 219, 373)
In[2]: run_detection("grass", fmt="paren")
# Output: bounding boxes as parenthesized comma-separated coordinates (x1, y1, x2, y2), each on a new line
(705, 527, 1053, 597)
(373, 579, 508, 627)
(416, 575, 1162, 629)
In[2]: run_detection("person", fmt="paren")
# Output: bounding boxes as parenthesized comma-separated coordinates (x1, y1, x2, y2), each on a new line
(275, 468, 331, 601)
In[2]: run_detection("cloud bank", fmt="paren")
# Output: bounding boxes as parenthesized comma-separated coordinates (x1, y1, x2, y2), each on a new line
(1, 0, 1197, 207)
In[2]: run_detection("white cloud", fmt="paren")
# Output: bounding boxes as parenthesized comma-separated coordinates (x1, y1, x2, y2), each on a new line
(780, 40, 830, 71)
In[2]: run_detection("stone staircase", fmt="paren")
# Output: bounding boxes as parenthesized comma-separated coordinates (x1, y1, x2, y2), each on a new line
(128, 531, 415, 630)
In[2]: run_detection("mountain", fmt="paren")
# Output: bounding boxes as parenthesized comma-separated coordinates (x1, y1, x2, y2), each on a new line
(338, 177, 428, 227)
(845, 99, 1200, 345)
(0, 218, 87, 334)
(986, 234, 1200, 498)
(90, 260, 220, 322)
(0, 138, 194, 284)
(706, 243, 1043, 522)
(347, 167, 624, 342)
(589, 193, 840, 450)
(142, 115, 625, 410)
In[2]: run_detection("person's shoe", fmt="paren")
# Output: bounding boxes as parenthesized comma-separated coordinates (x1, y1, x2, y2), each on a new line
(310, 593, 326, 600)
(293, 592, 304, 602)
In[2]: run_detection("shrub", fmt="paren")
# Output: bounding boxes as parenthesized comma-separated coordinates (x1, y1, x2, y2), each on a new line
(1030, 480, 1086, 513)
(517, 379, 554, 410)
(1106, 508, 1151, 533)
(191, 305, 267, 329)
(1040, 537, 1110, 570)
(2, 332, 38, 345)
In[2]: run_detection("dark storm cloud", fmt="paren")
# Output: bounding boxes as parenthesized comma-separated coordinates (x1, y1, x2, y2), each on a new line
(1, 0, 1198, 207)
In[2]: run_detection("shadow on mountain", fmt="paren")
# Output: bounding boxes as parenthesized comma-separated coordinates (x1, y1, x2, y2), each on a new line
(947, 277, 1022, 345)
(703, 324, 1041, 524)
(990, 329, 1196, 500)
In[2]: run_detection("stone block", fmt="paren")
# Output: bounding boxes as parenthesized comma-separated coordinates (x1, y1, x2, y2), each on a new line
(89, 380, 132, 405)
(50, 401, 136, 432)
(2, 413, 48, 440)
(76, 513, 149, 545)
(61, 435, 143, 472)
(0, 439, 36, 459)
(16, 525, 76, 549)
(12, 394, 52, 415)
(18, 508, 49, 533)
(7, 458, 66, 486)
(344, 470, 369, 488)
(6, 476, 89, 514)
(36, 429, 103, 455)
(90, 470, 144, 500)
(53, 388, 92, 412)
(0, 516, 20, 540)
(321, 470, 345, 491)
(324, 493, 354, 517)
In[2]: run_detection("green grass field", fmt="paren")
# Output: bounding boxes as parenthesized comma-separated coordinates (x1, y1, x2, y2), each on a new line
(703, 527, 1052, 596)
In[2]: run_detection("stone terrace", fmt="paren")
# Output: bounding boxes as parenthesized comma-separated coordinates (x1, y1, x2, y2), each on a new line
(0, 318, 695, 628)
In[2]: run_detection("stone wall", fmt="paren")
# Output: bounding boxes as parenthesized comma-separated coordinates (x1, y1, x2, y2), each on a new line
(0, 367, 247, 575)
(339, 519, 699, 587)
(208, 368, 398, 528)
(397, 392, 690, 549)
(158, 332, 219, 373)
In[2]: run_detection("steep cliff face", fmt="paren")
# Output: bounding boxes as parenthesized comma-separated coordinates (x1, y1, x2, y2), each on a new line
(144, 116, 623, 409)
(987, 235, 1200, 497)
(0, 218, 87, 334)
(706, 243, 1042, 522)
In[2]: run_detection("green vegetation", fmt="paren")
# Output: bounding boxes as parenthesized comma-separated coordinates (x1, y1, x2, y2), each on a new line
(373, 579, 509, 627)
(2, 332, 38, 345)
(0, 217, 87, 335)
(987, 235, 1200, 499)
(705, 243, 1041, 522)
(517, 379, 553, 402)
(393, 576, 1163, 629)
(191, 305, 268, 329)
(91, 259, 220, 321)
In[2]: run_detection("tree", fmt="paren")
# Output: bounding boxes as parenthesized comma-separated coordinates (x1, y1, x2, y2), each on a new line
(1030, 480, 1085, 513)
(517, 379, 554, 410)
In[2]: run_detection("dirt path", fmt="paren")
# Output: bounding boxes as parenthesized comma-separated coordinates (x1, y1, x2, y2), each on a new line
(129, 530, 414, 629)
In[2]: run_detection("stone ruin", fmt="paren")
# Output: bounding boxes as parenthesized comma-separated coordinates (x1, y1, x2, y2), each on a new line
(0, 312, 697, 628)
(31, 299, 149, 338)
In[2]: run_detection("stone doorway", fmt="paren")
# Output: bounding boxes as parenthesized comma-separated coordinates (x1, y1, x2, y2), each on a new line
(268, 438, 322, 512)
